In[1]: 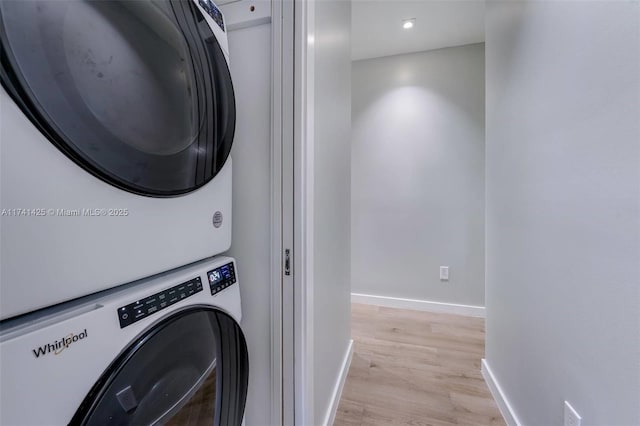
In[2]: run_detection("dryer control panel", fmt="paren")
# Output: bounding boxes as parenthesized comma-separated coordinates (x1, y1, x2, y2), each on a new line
(207, 262, 236, 295)
(117, 277, 203, 328)
(198, 0, 225, 31)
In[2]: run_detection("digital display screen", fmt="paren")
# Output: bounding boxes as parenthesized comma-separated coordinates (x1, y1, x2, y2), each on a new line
(208, 269, 223, 285)
(207, 262, 236, 295)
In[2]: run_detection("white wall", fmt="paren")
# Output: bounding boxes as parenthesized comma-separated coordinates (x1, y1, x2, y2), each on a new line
(224, 22, 272, 426)
(312, 0, 352, 424)
(351, 44, 485, 307)
(485, 1, 640, 425)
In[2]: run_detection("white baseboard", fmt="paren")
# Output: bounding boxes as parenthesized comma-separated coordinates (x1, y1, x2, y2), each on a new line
(351, 293, 485, 318)
(322, 339, 354, 426)
(481, 359, 522, 426)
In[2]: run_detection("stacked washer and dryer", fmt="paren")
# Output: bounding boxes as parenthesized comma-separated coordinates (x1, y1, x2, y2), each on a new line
(0, 1, 248, 424)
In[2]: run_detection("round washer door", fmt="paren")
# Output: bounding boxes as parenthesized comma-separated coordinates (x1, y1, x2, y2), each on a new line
(0, 0, 235, 197)
(71, 308, 248, 426)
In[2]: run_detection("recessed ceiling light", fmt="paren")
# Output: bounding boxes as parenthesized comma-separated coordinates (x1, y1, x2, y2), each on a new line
(403, 18, 415, 29)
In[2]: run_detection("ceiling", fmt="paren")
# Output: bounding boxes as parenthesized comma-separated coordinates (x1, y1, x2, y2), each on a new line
(352, 1, 485, 61)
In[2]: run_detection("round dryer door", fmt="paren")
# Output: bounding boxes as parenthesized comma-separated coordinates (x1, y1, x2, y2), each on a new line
(71, 308, 248, 426)
(0, 0, 235, 197)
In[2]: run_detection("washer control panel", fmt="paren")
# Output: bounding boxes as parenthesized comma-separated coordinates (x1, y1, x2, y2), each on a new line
(207, 262, 236, 295)
(117, 277, 203, 328)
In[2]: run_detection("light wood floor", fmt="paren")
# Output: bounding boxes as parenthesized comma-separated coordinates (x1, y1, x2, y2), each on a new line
(334, 304, 505, 426)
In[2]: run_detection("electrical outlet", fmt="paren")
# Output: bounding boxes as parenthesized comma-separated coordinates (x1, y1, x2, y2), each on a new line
(439, 266, 449, 281)
(564, 401, 581, 426)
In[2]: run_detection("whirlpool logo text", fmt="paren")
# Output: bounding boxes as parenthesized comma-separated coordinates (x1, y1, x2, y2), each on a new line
(31, 329, 88, 358)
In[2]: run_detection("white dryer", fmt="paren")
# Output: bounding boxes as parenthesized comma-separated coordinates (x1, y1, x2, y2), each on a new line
(0, 0, 236, 319)
(0, 256, 248, 425)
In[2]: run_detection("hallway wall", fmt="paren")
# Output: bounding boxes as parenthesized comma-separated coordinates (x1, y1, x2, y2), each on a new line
(312, 0, 353, 424)
(351, 44, 485, 308)
(485, 1, 640, 424)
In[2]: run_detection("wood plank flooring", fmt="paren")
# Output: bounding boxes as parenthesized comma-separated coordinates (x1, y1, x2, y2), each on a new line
(334, 304, 505, 426)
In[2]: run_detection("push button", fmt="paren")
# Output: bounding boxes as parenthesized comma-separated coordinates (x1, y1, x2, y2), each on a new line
(117, 276, 203, 328)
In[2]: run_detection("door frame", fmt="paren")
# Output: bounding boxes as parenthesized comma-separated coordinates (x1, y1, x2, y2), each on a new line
(293, 0, 316, 424)
(269, 0, 285, 424)
(270, 0, 316, 424)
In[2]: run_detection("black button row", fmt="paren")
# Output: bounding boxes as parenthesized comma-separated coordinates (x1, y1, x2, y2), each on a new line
(118, 277, 203, 328)
(208, 262, 237, 296)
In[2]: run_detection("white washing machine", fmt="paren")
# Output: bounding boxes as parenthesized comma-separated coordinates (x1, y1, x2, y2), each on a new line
(0, 0, 236, 320)
(0, 256, 248, 425)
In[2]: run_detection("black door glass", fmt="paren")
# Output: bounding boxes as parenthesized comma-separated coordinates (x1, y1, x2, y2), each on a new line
(71, 309, 248, 426)
(0, 0, 235, 197)
(165, 369, 218, 425)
